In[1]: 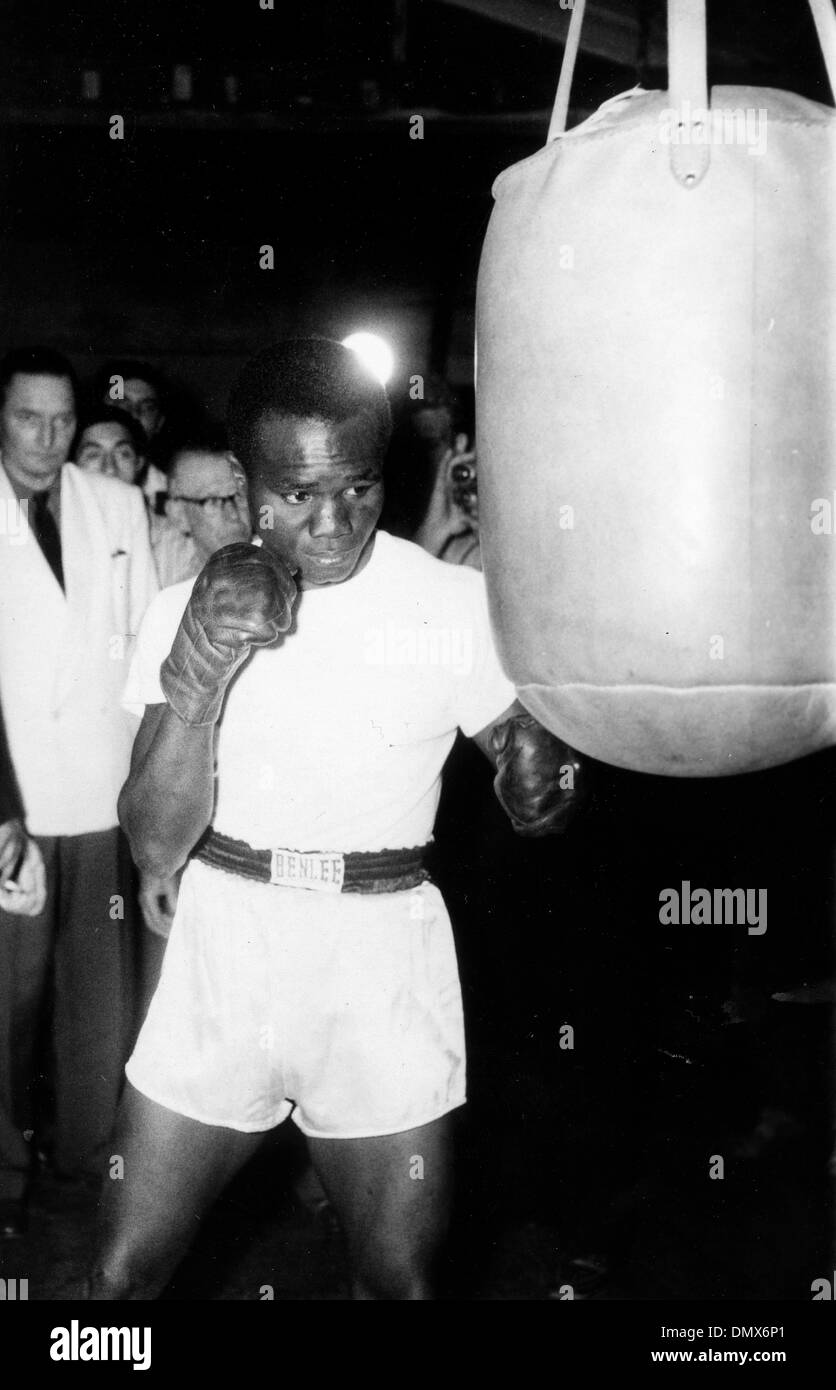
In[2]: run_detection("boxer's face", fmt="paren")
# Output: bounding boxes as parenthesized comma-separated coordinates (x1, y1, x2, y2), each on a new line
(246, 412, 384, 588)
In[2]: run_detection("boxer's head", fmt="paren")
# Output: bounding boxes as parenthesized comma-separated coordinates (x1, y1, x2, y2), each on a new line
(0, 347, 78, 492)
(228, 339, 390, 588)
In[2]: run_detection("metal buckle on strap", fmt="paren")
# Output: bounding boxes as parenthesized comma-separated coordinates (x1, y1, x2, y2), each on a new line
(269, 848, 346, 893)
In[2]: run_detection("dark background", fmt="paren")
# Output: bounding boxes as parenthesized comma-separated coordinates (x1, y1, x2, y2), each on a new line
(0, 0, 832, 415)
(0, 0, 833, 1299)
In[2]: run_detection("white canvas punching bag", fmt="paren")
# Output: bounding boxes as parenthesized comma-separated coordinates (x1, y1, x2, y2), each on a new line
(476, 0, 836, 776)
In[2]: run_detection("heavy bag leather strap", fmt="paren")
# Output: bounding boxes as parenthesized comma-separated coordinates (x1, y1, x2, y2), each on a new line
(547, 0, 836, 186)
(667, 0, 710, 189)
(667, 0, 836, 185)
(809, 0, 836, 99)
(547, 0, 586, 141)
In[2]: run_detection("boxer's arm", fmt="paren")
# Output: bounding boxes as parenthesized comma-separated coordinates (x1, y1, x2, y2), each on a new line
(470, 700, 522, 766)
(119, 544, 295, 876)
(118, 703, 215, 878)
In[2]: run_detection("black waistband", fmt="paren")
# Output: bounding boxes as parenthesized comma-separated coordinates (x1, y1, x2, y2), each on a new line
(193, 830, 431, 895)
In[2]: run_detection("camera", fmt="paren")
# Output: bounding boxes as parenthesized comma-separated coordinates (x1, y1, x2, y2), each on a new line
(451, 460, 478, 516)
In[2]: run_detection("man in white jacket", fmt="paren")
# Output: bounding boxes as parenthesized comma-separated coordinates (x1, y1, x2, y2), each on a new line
(0, 347, 158, 1236)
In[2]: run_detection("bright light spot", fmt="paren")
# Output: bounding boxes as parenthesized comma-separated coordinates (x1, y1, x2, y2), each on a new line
(342, 332, 394, 386)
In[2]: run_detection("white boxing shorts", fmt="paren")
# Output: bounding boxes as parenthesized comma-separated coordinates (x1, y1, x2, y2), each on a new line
(126, 859, 466, 1137)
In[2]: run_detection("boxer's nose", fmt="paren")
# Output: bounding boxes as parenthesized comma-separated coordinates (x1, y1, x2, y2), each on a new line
(310, 496, 351, 540)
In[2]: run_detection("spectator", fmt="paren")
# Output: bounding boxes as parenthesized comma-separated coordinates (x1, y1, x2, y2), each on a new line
(387, 374, 481, 568)
(151, 433, 251, 589)
(93, 359, 171, 508)
(73, 406, 148, 487)
(74, 403, 183, 579)
(94, 359, 167, 451)
(412, 434, 480, 569)
(166, 434, 251, 564)
(0, 697, 46, 920)
(0, 346, 158, 1235)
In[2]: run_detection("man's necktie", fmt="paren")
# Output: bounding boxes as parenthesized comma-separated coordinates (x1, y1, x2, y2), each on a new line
(31, 491, 64, 591)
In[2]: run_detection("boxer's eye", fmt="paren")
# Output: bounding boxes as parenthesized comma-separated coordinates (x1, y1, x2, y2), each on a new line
(345, 484, 373, 498)
(280, 490, 311, 505)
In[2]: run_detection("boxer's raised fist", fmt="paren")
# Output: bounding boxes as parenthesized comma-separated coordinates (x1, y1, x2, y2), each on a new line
(492, 713, 588, 836)
(193, 542, 295, 649)
(161, 543, 297, 726)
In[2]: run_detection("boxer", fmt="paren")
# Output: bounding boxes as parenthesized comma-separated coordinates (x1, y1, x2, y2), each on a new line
(87, 338, 585, 1301)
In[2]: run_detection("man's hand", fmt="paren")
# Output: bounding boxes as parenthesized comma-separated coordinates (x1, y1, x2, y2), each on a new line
(160, 542, 297, 726)
(138, 871, 181, 939)
(492, 714, 588, 836)
(0, 826, 47, 917)
(0, 817, 26, 882)
(413, 435, 479, 560)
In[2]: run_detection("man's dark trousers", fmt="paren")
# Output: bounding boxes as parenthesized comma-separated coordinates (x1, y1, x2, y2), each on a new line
(0, 828, 138, 1200)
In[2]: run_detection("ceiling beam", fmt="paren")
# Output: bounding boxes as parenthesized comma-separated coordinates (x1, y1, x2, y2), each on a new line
(432, 0, 767, 71)
(432, 0, 662, 67)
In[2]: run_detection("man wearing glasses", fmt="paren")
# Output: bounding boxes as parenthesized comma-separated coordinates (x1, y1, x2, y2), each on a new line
(153, 436, 251, 589)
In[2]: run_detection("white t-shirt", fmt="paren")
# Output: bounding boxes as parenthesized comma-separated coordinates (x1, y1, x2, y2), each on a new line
(123, 530, 516, 852)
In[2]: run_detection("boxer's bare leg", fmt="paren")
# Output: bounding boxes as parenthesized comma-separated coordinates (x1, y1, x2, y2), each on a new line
(307, 1114, 453, 1300)
(87, 1083, 264, 1299)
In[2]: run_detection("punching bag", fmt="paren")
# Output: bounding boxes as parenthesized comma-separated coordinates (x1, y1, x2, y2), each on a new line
(476, 0, 836, 776)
